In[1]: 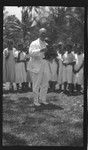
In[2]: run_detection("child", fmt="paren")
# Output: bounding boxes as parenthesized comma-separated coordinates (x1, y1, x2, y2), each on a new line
(62, 44, 76, 94)
(26, 48, 32, 91)
(56, 43, 64, 92)
(4, 40, 16, 91)
(44, 38, 58, 92)
(62, 45, 68, 93)
(3, 49, 7, 84)
(15, 44, 27, 91)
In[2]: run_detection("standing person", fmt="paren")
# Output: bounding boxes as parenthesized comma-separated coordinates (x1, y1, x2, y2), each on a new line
(27, 28, 50, 106)
(4, 40, 16, 91)
(3, 48, 7, 84)
(72, 44, 78, 93)
(44, 38, 58, 92)
(56, 42, 64, 92)
(73, 45, 84, 94)
(62, 45, 68, 93)
(62, 44, 76, 95)
(14, 48, 21, 91)
(26, 47, 32, 91)
(15, 43, 27, 92)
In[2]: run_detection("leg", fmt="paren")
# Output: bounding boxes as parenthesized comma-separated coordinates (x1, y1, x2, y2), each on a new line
(30, 72, 40, 106)
(67, 65, 73, 95)
(62, 65, 67, 92)
(39, 72, 49, 104)
(39, 60, 50, 104)
(16, 83, 19, 90)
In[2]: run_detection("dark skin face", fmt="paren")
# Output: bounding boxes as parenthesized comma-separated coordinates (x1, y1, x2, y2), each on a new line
(39, 32, 46, 41)
(18, 45, 23, 52)
(77, 50, 83, 55)
(67, 49, 72, 54)
(61, 49, 65, 55)
(8, 45, 13, 51)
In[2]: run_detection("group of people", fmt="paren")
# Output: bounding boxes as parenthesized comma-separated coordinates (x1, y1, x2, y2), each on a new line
(3, 28, 84, 106)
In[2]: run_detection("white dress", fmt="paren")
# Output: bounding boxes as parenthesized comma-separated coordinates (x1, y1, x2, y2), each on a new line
(15, 51, 27, 83)
(62, 52, 68, 83)
(62, 52, 76, 84)
(57, 53, 63, 85)
(5, 48, 16, 83)
(3, 53, 6, 83)
(49, 59, 58, 81)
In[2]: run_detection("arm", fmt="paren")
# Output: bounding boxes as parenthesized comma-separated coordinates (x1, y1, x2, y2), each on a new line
(63, 54, 76, 66)
(66, 60, 76, 66)
(29, 43, 44, 58)
(74, 61, 84, 73)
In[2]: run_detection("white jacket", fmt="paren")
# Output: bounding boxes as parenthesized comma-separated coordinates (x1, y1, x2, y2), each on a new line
(27, 38, 47, 73)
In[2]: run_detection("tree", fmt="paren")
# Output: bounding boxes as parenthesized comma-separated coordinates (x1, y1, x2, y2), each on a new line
(3, 6, 84, 50)
(3, 14, 23, 49)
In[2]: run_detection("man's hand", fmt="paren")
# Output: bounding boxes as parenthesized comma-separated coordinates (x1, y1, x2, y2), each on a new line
(40, 47, 47, 53)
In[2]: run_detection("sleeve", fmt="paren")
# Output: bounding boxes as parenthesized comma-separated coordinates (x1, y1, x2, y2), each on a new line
(13, 48, 17, 57)
(29, 42, 44, 58)
(74, 54, 78, 65)
(3, 48, 9, 57)
(57, 53, 63, 61)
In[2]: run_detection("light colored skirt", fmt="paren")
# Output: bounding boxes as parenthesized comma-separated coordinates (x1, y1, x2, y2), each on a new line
(57, 60, 63, 85)
(73, 68, 83, 85)
(49, 60, 58, 81)
(15, 62, 27, 83)
(3, 56, 7, 83)
(62, 65, 73, 83)
(5, 58, 15, 83)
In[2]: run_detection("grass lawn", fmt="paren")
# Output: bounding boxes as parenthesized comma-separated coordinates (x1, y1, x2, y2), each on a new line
(2, 91, 83, 146)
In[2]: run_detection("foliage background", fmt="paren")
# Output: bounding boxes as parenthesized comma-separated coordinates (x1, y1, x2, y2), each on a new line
(3, 6, 84, 50)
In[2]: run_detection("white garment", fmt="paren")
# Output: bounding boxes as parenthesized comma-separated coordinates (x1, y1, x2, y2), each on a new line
(27, 38, 50, 103)
(27, 38, 47, 73)
(49, 59, 57, 81)
(62, 52, 75, 83)
(57, 53, 63, 85)
(15, 52, 27, 83)
(62, 52, 68, 83)
(74, 53, 84, 85)
(30, 60, 50, 103)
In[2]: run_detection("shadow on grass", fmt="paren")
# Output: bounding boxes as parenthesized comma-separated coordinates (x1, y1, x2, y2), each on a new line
(3, 132, 27, 146)
(34, 103, 63, 112)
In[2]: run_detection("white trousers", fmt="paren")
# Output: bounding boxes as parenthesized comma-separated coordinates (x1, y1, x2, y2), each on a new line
(30, 60, 50, 103)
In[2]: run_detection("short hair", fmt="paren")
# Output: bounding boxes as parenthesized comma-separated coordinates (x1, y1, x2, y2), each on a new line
(8, 40, 13, 47)
(18, 43, 23, 50)
(39, 28, 47, 35)
(66, 44, 72, 51)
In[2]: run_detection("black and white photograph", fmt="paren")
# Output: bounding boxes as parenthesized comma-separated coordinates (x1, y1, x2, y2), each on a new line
(3, 6, 84, 146)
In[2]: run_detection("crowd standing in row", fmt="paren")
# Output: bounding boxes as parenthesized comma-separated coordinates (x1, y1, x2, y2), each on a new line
(3, 28, 84, 106)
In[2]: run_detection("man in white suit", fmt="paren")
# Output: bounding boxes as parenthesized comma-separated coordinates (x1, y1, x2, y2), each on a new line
(27, 28, 50, 106)
(73, 45, 84, 93)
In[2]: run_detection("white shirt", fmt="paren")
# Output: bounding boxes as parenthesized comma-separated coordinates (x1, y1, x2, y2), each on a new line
(27, 38, 47, 73)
